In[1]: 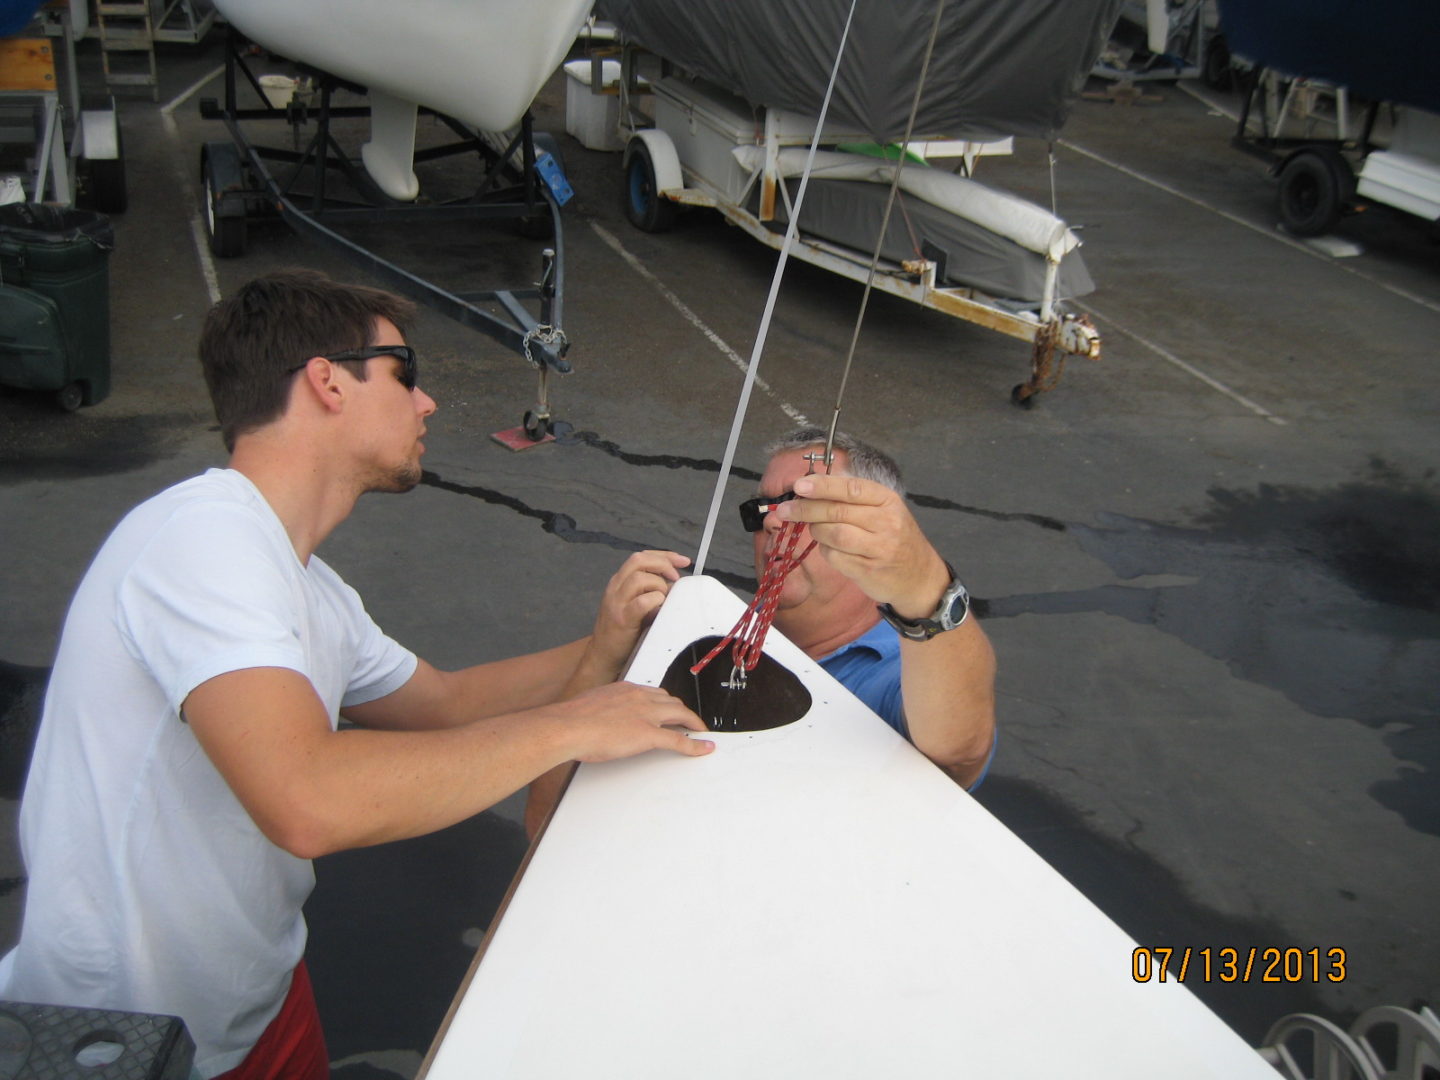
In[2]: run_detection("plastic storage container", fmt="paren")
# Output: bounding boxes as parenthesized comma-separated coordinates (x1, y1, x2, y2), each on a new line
(564, 59, 627, 152)
(0, 202, 114, 410)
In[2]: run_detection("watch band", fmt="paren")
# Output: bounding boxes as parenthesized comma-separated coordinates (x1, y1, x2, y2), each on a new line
(876, 561, 970, 641)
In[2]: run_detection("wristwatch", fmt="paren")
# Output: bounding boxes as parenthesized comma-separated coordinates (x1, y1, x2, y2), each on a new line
(876, 561, 970, 641)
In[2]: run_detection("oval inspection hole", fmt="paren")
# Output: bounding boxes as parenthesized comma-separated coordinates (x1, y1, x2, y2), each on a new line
(660, 636, 812, 732)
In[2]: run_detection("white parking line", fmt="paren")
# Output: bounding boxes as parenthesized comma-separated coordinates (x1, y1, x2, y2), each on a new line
(1074, 300, 1288, 425)
(1176, 82, 1241, 123)
(589, 222, 812, 426)
(160, 66, 225, 305)
(1058, 137, 1440, 317)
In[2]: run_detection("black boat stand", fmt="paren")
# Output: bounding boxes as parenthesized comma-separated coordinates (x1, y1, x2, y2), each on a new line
(198, 32, 571, 438)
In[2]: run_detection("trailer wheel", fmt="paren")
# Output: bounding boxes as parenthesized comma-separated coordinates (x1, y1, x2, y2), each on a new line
(202, 153, 246, 258)
(1277, 149, 1351, 237)
(623, 141, 677, 233)
(55, 381, 84, 413)
(1201, 34, 1233, 91)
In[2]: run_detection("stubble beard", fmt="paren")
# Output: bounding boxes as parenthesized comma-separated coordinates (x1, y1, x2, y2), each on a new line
(366, 458, 423, 495)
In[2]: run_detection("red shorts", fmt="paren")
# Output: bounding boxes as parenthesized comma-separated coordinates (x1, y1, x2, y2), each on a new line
(213, 960, 329, 1080)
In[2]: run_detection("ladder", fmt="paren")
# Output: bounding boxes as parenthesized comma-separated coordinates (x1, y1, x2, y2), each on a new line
(96, 2, 158, 102)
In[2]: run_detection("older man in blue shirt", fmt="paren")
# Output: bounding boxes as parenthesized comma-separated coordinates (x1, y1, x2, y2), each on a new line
(750, 428, 996, 788)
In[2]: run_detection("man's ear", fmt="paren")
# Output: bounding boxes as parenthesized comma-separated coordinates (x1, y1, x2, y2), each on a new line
(294, 357, 347, 414)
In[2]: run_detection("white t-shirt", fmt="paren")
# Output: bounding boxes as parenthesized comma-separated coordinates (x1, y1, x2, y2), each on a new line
(0, 469, 417, 1076)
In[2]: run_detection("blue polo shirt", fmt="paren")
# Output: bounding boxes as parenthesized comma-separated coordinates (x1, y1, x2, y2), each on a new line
(818, 618, 993, 790)
(818, 619, 908, 737)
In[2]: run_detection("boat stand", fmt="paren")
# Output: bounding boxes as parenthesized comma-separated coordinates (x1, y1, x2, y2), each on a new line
(197, 33, 572, 437)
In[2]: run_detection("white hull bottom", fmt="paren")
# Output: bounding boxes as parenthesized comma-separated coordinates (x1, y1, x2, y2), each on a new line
(213, 0, 591, 200)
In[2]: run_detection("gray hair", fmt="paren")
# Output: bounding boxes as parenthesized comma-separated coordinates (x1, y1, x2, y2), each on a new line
(763, 428, 906, 498)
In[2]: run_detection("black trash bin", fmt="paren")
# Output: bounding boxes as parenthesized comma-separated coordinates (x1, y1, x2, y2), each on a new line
(0, 203, 114, 410)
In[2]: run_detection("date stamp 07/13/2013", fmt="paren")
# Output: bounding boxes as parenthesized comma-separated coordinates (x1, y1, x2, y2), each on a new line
(1132, 946, 1347, 984)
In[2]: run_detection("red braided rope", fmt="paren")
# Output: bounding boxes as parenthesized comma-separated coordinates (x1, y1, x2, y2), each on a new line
(691, 520, 816, 677)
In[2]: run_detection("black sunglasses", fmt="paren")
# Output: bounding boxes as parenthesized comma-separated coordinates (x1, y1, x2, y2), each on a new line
(739, 490, 797, 532)
(286, 345, 418, 390)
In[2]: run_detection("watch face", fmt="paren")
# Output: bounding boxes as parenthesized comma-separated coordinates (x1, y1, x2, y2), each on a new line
(941, 583, 970, 630)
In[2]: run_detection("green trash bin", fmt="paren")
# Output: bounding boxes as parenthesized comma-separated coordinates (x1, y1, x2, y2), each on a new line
(0, 203, 115, 410)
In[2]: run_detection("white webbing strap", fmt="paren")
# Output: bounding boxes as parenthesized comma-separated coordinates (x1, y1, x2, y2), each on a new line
(691, 0, 859, 577)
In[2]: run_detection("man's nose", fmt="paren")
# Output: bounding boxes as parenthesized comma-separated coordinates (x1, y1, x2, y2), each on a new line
(414, 386, 438, 416)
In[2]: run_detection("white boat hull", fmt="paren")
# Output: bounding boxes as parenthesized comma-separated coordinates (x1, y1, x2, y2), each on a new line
(420, 575, 1275, 1079)
(213, 0, 590, 198)
(214, 0, 589, 132)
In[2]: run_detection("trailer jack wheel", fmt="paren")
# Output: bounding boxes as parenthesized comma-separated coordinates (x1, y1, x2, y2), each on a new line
(523, 409, 552, 441)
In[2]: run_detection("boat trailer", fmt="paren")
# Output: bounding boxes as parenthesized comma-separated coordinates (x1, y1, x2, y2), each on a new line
(609, 45, 1101, 407)
(198, 33, 573, 439)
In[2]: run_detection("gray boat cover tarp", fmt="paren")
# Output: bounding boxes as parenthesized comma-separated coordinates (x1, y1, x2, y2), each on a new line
(597, 0, 1123, 141)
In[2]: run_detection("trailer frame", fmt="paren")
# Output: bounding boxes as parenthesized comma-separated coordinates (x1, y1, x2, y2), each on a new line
(197, 32, 575, 438)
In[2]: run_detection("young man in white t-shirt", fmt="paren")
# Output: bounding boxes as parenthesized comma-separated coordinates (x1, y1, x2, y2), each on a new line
(0, 269, 714, 1078)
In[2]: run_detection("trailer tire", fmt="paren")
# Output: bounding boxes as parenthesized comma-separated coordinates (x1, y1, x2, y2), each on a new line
(1201, 34, 1233, 91)
(55, 381, 84, 413)
(623, 140, 677, 233)
(202, 152, 246, 258)
(1276, 149, 1351, 237)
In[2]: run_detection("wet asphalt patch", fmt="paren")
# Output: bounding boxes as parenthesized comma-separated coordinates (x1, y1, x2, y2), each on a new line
(0, 404, 211, 483)
(983, 463, 1439, 838)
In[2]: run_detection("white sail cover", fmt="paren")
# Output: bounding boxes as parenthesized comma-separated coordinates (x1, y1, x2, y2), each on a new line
(598, 0, 1123, 141)
(732, 147, 1082, 259)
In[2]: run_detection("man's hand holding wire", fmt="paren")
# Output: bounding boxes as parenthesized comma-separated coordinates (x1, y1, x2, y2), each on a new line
(777, 474, 950, 619)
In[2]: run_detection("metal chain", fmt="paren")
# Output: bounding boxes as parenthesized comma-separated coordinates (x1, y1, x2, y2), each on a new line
(521, 324, 569, 369)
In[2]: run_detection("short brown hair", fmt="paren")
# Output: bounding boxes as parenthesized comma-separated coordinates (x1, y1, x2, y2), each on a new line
(198, 269, 416, 451)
